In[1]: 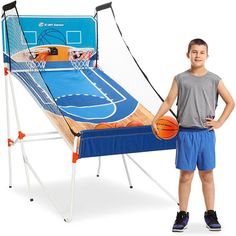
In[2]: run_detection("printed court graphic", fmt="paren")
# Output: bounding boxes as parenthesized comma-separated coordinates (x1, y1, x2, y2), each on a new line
(2, 1, 177, 221)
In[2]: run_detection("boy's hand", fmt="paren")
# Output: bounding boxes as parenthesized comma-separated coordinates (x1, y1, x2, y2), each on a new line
(151, 120, 161, 140)
(204, 118, 222, 130)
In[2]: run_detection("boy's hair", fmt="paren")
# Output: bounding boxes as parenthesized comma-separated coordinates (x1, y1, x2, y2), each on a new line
(187, 38, 208, 55)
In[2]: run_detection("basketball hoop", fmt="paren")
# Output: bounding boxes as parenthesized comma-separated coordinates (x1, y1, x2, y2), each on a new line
(69, 48, 93, 69)
(34, 52, 49, 70)
(25, 48, 50, 71)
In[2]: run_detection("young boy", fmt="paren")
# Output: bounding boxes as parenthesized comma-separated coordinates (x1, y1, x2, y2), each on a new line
(152, 38, 235, 232)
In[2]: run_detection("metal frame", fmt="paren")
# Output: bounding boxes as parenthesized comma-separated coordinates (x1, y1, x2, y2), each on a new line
(97, 153, 178, 205)
(64, 136, 79, 222)
(6, 69, 32, 200)
(4, 68, 178, 222)
(4, 65, 79, 220)
(2, 1, 178, 223)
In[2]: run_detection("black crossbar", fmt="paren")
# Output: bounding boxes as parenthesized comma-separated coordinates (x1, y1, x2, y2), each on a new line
(96, 2, 112, 12)
(2, 1, 16, 12)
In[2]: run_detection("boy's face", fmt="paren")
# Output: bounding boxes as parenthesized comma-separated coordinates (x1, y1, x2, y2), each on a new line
(187, 44, 208, 68)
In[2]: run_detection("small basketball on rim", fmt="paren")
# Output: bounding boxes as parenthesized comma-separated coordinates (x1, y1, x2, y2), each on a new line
(126, 121, 144, 127)
(155, 116, 179, 140)
(94, 122, 113, 129)
(94, 122, 124, 129)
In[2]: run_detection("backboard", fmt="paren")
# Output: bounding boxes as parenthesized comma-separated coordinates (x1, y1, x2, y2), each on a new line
(2, 15, 97, 69)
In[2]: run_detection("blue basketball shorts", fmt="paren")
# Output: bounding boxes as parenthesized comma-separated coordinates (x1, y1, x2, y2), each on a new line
(175, 127, 216, 171)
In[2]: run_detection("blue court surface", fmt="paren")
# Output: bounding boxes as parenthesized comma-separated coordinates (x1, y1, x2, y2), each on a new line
(42, 68, 139, 123)
(14, 67, 139, 124)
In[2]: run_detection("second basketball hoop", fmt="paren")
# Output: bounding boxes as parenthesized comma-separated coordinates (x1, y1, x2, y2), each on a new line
(68, 48, 94, 69)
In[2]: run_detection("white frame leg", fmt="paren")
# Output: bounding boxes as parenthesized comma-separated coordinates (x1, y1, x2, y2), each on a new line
(126, 154, 178, 205)
(20, 143, 34, 201)
(122, 154, 133, 188)
(7, 144, 13, 188)
(8, 74, 33, 201)
(64, 136, 79, 222)
(96, 156, 101, 177)
(5, 69, 13, 188)
(25, 160, 65, 218)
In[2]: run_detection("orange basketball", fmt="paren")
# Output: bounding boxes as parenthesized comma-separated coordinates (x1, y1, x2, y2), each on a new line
(126, 121, 144, 127)
(111, 122, 124, 128)
(35, 52, 49, 62)
(155, 116, 179, 140)
(94, 122, 113, 129)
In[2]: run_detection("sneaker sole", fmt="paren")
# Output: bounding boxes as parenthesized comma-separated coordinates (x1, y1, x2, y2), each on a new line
(206, 225, 221, 231)
(172, 226, 188, 232)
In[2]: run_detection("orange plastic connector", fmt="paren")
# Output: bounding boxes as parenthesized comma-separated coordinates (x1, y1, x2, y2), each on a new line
(4, 67, 9, 76)
(18, 131, 26, 140)
(72, 152, 78, 163)
(8, 138, 14, 147)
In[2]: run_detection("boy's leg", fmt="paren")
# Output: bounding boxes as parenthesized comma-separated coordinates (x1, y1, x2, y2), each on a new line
(173, 128, 199, 232)
(179, 170, 194, 211)
(198, 170, 215, 210)
(199, 170, 221, 231)
(172, 170, 194, 232)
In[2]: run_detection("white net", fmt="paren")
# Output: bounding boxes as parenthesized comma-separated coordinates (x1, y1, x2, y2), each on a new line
(3, 12, 66, 118)
(25, 48, 50, 71)
(26, 60, 47, 71)
(69, 48, 93, 69)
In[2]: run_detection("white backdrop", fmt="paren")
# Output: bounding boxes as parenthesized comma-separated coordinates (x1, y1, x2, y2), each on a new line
(0, 0, 235, 235)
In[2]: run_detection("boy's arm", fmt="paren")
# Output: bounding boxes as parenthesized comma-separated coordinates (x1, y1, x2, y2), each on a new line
(205, 80, 235, 130)
(152, 78, 178, 136)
